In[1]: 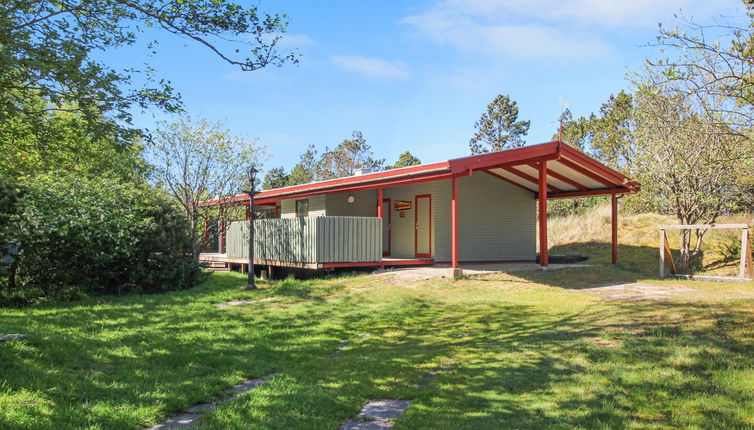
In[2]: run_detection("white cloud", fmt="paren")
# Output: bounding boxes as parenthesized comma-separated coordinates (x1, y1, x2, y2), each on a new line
(429, 0, 739, 27)
(402, 0, 742, 61)
(403, 10, 609, 61)
(330, 55, 411, 80)
(275, 33, 316, 48)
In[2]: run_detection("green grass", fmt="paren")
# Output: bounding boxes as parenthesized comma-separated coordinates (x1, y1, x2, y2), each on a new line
(2, 265, 754, 429)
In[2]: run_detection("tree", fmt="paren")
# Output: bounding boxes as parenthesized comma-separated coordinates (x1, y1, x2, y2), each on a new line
(263, 167, 289, 190)
(287, 145, 318, 186)
(2, 175, 198, 299)
(387, 151, 422, 169)
(553, 108, 591, 151)
(632, 76, 751, 270)
(317, 131, 384, 179)
(469, 94, 530, 154)
(0, 92, 145, 183)
(651, 8, 754, 127)
(146, 116, 263, 259)
(557, 92, 636, 173)
(0, 0, 298, 141)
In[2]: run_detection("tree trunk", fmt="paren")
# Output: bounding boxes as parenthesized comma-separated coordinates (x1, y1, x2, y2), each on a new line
(6, 259, 17, 292)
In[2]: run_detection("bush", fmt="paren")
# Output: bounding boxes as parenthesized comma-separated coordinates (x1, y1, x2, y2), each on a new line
(1, 175, 199, 300)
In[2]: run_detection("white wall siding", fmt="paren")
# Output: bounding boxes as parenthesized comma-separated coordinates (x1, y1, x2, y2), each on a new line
(456, 171, 536, 261)
(280, 194, 326, 218)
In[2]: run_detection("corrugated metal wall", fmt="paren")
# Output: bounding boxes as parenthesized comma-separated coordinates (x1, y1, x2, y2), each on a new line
(456, 171, 536, 261)
(226, 217, 381, 263)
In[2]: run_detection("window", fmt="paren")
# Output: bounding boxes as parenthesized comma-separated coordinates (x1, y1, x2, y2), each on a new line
(295, 199, 309, 217)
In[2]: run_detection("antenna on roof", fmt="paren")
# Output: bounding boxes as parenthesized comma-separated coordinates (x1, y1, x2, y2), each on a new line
(558, 119, 563, 144)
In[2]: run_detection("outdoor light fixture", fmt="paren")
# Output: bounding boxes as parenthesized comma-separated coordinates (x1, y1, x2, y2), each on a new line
(346, 194, 355, 204)
(245, 166, 259, 290)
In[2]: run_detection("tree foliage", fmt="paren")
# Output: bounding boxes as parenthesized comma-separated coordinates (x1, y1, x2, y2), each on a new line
(286, 145, 319, 186)
(387, 151, 422, 169)
(632, 78, 751, 269)
(0, 93, 145, 182)
(1, 176, 199, 300)
(0, 0, 298, 140)
(469, 94, 530, 154)
(316, 131, 384, 179)
(146, 116, 263, 259)
(262, 166, 289, 190)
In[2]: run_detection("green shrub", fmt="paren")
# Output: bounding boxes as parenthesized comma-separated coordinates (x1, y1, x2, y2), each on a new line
(2, 175, 199, 300)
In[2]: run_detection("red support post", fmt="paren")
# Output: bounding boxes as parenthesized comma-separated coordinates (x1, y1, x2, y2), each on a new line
(377, 188, 383, 218)
(451, 176, 459, 269)
(246, 202, 251, 220)
(538, 161, 549, 267)
(611, 194, 618, 264)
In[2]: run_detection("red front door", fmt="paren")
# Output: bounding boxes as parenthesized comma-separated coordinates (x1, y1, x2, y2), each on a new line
(415, 194, 431, 258)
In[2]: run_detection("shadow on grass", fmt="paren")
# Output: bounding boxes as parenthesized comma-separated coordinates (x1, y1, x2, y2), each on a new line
(3, 269, 754, 429)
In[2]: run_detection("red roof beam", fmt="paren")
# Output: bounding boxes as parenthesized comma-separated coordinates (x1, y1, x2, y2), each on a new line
(526, 163, 589, 191)
(557, 158, 616, 188)
(483, 170, 537, 193)
(501, 166, 563, 193)
(548, 188, 635, 199)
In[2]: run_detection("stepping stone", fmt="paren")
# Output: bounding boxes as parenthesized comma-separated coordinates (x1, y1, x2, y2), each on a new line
(340, 419, 394, 430)
(224, 376, 268, 395)
(358, 400, 411, 420)
(216, 297, 277, 308)
(339, 399, 412, 430)
(147, 413, 202, 429)
(0, 334, 27, 342)
(146, 374, 273, 429)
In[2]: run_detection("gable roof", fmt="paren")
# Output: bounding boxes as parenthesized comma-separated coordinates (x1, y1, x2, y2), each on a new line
(199, 141, 639, 207)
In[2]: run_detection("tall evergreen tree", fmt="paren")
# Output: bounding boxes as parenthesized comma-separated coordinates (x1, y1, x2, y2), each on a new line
(262, 167, 289, 190)
(387, 151, 422, 169)
(287, 145, 318, 186)
(317, 131, 384, 179)
(469, 94, 530, 154)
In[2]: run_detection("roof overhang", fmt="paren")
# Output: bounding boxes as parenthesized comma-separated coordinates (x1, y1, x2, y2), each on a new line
(198, 141, 639, 207)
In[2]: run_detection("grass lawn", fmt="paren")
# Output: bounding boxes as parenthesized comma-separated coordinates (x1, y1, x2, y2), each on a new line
(2, 262, 754, 429)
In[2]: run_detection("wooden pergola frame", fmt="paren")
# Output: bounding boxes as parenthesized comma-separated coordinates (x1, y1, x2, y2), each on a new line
(659, 224, 753, 281)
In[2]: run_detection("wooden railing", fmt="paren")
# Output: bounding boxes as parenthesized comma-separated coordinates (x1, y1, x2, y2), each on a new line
(225, 217, 382, 264)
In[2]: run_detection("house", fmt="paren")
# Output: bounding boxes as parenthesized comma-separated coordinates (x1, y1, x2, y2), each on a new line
(199, 140, 639, 272)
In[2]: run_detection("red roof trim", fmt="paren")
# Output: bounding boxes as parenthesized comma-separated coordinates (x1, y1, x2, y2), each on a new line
(198, 140, 638, 207)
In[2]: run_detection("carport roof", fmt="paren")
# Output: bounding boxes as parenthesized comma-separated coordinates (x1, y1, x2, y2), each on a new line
(200, 140, 639, 207)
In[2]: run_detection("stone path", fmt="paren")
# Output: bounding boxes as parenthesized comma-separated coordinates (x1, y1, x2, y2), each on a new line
(339, 400, 412, 430)
(216, 297, 278, 308)
(146, 374, 273, 429)
(0, 334, 27, 342)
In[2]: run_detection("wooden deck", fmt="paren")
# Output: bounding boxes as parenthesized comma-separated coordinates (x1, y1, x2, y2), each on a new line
(199, 253, 434, 270)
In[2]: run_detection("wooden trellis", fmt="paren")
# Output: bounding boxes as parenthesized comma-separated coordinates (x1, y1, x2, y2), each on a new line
(659, 224, 753, 282)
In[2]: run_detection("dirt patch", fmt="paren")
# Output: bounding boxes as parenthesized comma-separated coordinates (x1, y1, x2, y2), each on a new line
(216, 297, 278, 308)
(587, 337, 621, 349)
(580, 282, 692, 300)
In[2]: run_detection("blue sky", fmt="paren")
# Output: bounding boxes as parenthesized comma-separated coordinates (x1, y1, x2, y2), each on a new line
(113, 0, 745, 173)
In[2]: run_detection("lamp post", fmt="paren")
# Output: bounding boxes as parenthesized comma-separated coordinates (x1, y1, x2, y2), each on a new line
(245, 166, 258, 290)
